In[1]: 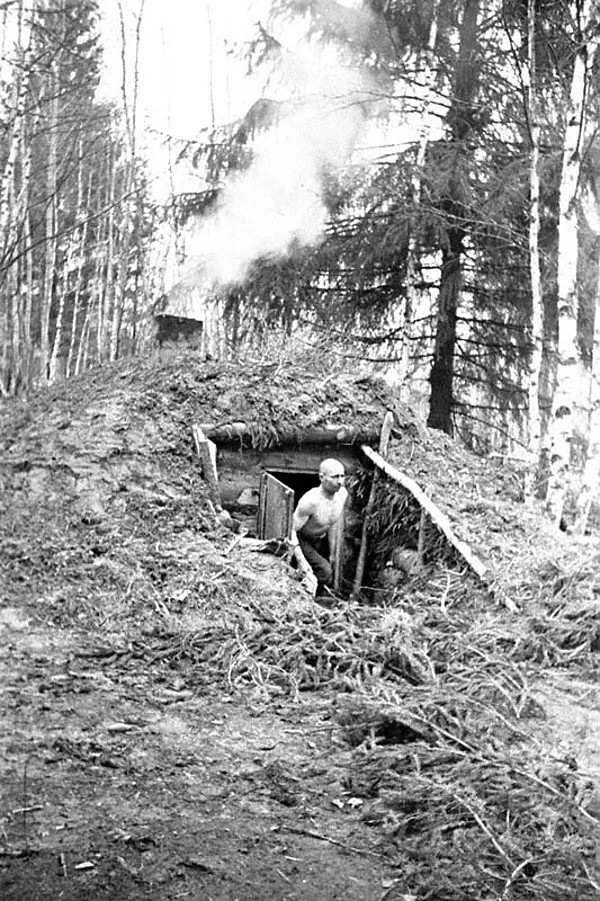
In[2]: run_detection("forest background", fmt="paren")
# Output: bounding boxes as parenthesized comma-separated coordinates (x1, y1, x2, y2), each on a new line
(1, 0, 600, 531)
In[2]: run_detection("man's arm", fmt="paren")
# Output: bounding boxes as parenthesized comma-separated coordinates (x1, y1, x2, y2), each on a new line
(290, 496, 313, 574)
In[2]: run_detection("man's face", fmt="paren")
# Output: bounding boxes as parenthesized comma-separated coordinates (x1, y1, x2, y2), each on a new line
(320, 465, 345, 495)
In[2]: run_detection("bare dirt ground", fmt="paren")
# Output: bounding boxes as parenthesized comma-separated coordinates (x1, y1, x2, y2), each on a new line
(1, 599, 404, 901)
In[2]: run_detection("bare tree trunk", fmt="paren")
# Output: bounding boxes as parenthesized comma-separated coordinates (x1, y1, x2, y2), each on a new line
(20, 212, 35, 389)
(428, 235, 462, 432)
(66, 171, 92, 378)
(0, 0, 35, 394)
(39, 62, 60, 383)
(399, 0, 440, 402)
(574, 259, 600, 534)
(98, 146, 115, 362)
(111, 0, 146, 362)
(0, 0, 35, 243)
(572, 184, 600, 533)
(206, 1, 216, 130)
(75, 304, 92, 377)
(427, 0, 481, 435)
(524, 0, 544, 501)
(106, 150, 118, 362)
(546, 0, 599, 524)
(51, 136, 87, 381)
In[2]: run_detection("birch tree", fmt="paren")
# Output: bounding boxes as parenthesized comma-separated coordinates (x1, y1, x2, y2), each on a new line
(545, 0, 599, 525)
(0, 0, 157, 393)
(0, 0, 106, 390)
(574, 186, 600, 533)
(0, 0, 37, 394)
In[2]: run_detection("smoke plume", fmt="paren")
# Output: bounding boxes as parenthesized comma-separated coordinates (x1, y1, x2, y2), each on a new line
(187, 38, 373, 288)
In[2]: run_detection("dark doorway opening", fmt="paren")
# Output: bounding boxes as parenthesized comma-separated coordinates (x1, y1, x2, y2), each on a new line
(267, 470, 320, 505)
(265, 469, 357, 597)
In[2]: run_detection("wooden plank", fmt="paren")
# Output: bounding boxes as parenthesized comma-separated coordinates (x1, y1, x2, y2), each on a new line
(217, 446, 360, 476)
(192, 424, 222, 511)
(360, 444, 488, 580)
(257, 472, 294, 540)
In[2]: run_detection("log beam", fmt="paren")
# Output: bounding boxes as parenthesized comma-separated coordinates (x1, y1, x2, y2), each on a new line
(199, 422, 379, 447)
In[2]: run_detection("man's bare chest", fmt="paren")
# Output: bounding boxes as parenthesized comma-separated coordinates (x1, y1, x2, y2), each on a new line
(310, 494, 344, 528)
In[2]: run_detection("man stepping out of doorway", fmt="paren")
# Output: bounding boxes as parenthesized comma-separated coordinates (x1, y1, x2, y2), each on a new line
(291, 459, 348, 597)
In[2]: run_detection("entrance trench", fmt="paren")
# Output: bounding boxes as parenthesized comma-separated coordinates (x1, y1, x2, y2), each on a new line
(265, 468, 364, 598)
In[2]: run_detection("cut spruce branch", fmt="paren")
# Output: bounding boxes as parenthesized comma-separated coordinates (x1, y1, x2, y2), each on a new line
(360, 444, 488, 581)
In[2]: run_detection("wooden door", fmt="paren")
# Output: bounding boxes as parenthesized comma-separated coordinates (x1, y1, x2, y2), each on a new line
(257, 472, 294, 540)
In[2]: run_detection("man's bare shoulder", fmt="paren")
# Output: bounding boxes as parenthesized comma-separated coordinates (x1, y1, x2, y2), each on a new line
(296, 487, 321, 512)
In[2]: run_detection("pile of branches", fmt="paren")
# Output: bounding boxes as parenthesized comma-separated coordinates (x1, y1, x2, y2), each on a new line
(364, 475, 466, 580)
(169, 569, 598, 898)
(510, 550, 600, 669)
(363, 474, 600, 675)
(83, 548, 600, 898)
(152, 598, 435, 698)
(327, 600, 600, 899)
(343, 721, 599, 900)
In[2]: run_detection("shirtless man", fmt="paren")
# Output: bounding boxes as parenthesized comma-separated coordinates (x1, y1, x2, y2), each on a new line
(291, 458, 348, 596)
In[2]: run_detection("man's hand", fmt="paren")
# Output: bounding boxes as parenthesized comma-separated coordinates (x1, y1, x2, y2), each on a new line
(300, 571, 318, 596)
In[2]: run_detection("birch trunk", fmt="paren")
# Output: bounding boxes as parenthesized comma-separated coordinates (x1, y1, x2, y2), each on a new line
(574, 268, 600, 534)
(110, 1, 146, 362)
(98, 146, 115, 362)
(105, 151, 117, 362)
(0, 0, 32, 394)
(21, 212, 34, 388)
(51, 139, 87, 380)
(75, 303, 92, 377)
(40, 64, 60, 383)
(66, 172, 92, 378)
(573, 186, 600, 533)
(0, 1, 35, 242)
(546, 0, 598, 524)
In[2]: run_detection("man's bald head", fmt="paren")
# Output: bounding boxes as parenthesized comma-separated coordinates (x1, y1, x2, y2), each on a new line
(319, 458, 345, 478)
(319, 459, 346, 495)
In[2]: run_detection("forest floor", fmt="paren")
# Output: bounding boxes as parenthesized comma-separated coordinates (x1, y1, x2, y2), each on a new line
(0, 596, 401, 901)
(3, 350, 600, 900)
(0, 500, 406, 901)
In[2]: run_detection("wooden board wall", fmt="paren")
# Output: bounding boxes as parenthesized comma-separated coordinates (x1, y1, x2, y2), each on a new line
(216, 444, 361, 508)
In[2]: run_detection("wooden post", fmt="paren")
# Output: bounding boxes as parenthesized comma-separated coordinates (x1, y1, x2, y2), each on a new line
(417, 507, 429, 566)
(351, 411, 395, 599)
(333, 510, 345, 594)
(192, 423, 222, 511)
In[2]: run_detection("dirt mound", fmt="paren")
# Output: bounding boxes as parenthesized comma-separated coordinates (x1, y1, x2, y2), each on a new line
(2, 347, 600, 900)
(0, 344, 578, 610)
